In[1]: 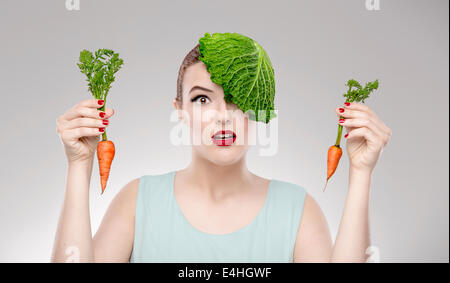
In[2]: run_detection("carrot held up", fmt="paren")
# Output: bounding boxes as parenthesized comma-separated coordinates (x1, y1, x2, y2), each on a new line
(77, 49, 124, 194)
(323, 79, 379, 192)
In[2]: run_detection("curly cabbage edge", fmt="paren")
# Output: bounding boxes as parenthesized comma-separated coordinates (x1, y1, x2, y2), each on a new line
(197, 33, 276, 124)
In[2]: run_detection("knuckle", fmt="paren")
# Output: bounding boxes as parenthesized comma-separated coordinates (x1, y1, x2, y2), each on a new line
(74, 104, 82, 114)
(362, 112, 370, 120)
(78, 117, 88, 127)
(362, 104, 371, 112)
(361, 119, 369, 126)
(75, 128, 82, 137)
(56, 124, 62, 134)
(74, 101, 82, 109)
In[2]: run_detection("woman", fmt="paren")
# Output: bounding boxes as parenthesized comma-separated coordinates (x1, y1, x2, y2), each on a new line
(52, 43, 391, 263)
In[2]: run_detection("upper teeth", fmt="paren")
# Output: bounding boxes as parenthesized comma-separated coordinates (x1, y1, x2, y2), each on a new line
(214, 133, 233, 139)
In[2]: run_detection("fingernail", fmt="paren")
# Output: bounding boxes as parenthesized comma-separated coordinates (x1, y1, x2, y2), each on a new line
(99, 112, 105, 118)
(339, 119, 345, 123)
(344, 133, 348, 138)
(339, 108, 345, 113)
(102, 119, 109, 125)
(99, 127, 105, 132)
(344, 102, 350, 106)
(98, 99, 104, 105)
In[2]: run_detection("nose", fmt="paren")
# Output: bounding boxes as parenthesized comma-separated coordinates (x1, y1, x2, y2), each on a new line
(215, 102, 233, 126)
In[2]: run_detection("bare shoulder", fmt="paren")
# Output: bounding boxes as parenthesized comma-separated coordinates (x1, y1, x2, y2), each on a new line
(92, 177, 141, 262)
(293, 192, 333, 263)
(113, 177, 140, 206)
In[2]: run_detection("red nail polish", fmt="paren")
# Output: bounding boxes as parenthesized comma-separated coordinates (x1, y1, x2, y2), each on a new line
(99, 112, 105, 118)
(344, 102, 350, 106)
(99, 127, 105, 132)
(98, 99, 104, 105)
(344, 133, 348, 138)
(339, 108, 345, 113)
(102, 119, 109, 125)
(339, 119, 345, 123)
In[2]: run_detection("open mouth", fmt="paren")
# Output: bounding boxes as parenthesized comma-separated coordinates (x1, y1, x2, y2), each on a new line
(211, 130, 237, 146)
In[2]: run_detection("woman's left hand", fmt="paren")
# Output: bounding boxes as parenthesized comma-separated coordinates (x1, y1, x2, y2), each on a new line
(336, 102, 392, 173)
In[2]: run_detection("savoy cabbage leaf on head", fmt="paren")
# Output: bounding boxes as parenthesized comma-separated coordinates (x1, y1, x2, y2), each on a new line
(198, 32, 276, 123)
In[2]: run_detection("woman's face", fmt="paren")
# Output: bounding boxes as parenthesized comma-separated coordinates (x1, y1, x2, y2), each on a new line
(173, 61, 255, 166)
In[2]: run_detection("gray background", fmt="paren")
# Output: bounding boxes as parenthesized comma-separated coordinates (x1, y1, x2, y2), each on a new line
(0, 0, 448, 262)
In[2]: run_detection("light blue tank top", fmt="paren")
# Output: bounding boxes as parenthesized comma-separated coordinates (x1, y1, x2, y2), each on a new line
(130, 170, 307, 263)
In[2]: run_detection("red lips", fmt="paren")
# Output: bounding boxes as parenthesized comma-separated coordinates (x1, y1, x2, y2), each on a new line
(211, 130, 236, 146)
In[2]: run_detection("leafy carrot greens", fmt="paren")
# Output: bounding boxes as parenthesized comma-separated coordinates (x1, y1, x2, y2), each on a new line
(77, 49, 124, 99)
(77, 49, 124, 140)
(343, 79, 379, 103)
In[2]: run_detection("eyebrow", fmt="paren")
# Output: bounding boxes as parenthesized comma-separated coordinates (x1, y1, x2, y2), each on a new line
(189, 85, 214, 94)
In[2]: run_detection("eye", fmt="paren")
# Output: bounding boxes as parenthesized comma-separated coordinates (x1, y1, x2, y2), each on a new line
(191, 95, 210, 105)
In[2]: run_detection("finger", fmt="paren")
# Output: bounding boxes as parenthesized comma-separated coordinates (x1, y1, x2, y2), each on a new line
(61, 127, 104, 142)
(65, 99, 105, 120)
(343, 102, 374, 116)
(79, 98, 105, 109)
(336, 106, 388, 138)
(65, 105, 114, 121)
(63, 117, 110, 131)
(344, 126, 382, 148)
(339, 117, 384, 139)
(344, 102, 390, 136)
(336, 107, 368, 120)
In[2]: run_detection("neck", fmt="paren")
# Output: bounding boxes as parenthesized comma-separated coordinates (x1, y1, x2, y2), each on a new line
(183, 151, 253, 199)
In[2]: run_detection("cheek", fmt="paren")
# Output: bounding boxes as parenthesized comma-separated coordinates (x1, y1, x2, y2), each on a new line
(188, 107, 214, 144)
(234, 115, 251, 145)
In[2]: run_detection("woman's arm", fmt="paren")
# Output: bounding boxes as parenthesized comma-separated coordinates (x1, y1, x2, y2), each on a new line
(330, 168, 371, 262)
(92, 178, 139, 262)
(51, 158, 139, 262)
(294, 102, 390, 262)
(51, 159, 96, 262)
(293, 169, 371, 263)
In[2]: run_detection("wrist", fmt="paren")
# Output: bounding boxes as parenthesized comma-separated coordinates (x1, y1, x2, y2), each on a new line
(68, 159, 94, 176)
(348, 167, 372, 195)
(350, 166, 373, 176)
(68, 158, 93, 168)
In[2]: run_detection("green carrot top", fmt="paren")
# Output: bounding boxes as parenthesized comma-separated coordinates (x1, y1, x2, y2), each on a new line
(343, 79, 379, 103)
(77, 49, 124, 100)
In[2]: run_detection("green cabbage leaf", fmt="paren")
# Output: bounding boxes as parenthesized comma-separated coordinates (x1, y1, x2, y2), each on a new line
(198, 32, 276, 123)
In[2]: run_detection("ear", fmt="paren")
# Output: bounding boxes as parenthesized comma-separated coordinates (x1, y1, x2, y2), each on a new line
(173, 99, 183, 122)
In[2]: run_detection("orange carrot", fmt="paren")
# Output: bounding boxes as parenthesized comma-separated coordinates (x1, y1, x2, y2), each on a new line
(77, 48, 123, 194)
(97, 140, 115, 194)
(323, 144, 342, 192)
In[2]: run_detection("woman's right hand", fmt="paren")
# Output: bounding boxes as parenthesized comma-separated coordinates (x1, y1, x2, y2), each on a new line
(56, 99, 114, 164)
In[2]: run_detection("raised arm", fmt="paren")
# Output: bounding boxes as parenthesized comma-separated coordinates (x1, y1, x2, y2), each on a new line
(51, 98, 138, 262)
(293, 101, 390, 263)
